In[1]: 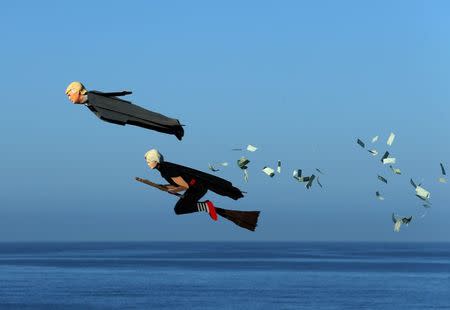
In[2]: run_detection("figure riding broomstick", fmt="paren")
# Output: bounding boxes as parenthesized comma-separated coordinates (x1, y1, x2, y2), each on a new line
(136, 149, 260, 231)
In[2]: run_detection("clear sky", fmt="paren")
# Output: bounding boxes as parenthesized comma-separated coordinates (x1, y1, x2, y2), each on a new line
(0, 0, 449, 241)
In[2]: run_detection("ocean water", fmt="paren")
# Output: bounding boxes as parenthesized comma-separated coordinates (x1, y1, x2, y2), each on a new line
(0, 242, 449, 309)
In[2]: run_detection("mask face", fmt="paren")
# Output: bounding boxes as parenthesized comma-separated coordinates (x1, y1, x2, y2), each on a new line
(67, 90, 84, 104)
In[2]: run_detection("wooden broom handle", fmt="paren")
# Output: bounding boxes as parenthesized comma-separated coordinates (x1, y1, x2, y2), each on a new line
(135, 177, 182, 197)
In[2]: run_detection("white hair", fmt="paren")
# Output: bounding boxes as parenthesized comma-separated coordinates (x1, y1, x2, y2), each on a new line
(144, 149, 164, 163)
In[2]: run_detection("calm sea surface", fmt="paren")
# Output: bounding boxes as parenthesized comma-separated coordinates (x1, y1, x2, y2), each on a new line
(0, 242, 449, 309)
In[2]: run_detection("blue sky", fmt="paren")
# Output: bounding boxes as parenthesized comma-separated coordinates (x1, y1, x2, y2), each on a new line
(0, 0, 449, 241)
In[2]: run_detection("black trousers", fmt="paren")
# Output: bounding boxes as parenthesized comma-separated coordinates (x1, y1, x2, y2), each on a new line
(174, 185, 208, 215)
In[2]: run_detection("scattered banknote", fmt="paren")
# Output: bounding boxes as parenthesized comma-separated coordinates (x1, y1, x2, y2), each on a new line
(208, 163, 220, 172)
(315, 168, 324, 174)
(237, 157, 250, 169)
(208, 162, 228, 172)
(376, 191, 384, 200)
(293, 170, 311, 182)
(381, 151, 390, 163)
(247, 144, 258, 152)
(317, 176, 323, 188)
(293, 169, 302, 181)
(439, 163, 447, 183)
(372, 135, 379, 143)
(357, 139, 365, 148)
(378, 175, 388, 184)
(387, 132, 395, 146)
(306, 174, 316, 189)
(262, 166, 275, 177)
(383, 157, 396, 165)
(415, 186, 431, 201)
(393, 215, 402, 232)
(277, 160, 281, 174)
(379, 150, 396, 164)
(237, 157, 250, 182)
(389, 165, 402, 175)
(368, 149, 378, 156)
(392, 213, 412, 232)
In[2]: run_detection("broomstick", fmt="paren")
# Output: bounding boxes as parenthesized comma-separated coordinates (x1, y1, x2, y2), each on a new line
(135, 177, 260, 231)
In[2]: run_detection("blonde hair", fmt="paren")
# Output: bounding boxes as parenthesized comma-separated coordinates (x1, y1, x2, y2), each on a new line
(65, 81, 87, 95)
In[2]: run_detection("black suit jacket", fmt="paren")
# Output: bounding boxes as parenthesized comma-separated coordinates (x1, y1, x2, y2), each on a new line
(85, 91, 184, 140)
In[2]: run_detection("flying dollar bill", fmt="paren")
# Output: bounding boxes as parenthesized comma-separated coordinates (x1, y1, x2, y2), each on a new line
(376, 191, 384, 200)
(378, 175, 388, 184)
(415, 186, 431, 201)
(389, 165, 402, 175)
(262, 166, 275, 177)
(380, 151, 396, 164)
(237, 157, 250, 182)
(208, 163, 220, 172)
(387, 132, 395, 146)
(368, 149, 378, 156)
(383, 157, 396, 165)
(317, 176, 323, 188)
(306, 174, 316, 189)
(410, 178, 430, 200)
(439, 163, 447, 183)
(277, 160, 281, 174)
(372, 135, 379, 143)
(244, 169, 249, 182)
(246, 144, 258, 152)
(208, 162, 229, 172)
(392, 213, 412, 232)
(357, 138, 365, 148)
(237, 157, 250, 169)
(293, 170, 311, 182)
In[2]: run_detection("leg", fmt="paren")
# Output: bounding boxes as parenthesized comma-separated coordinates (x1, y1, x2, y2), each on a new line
(174, 185, 208, 215)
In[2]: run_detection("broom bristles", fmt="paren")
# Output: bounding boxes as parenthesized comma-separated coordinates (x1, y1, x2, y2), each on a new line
(215, 207, 260, 231)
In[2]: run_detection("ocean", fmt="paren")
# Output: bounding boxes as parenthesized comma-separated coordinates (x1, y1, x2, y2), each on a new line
(0, 242, 449, 309)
